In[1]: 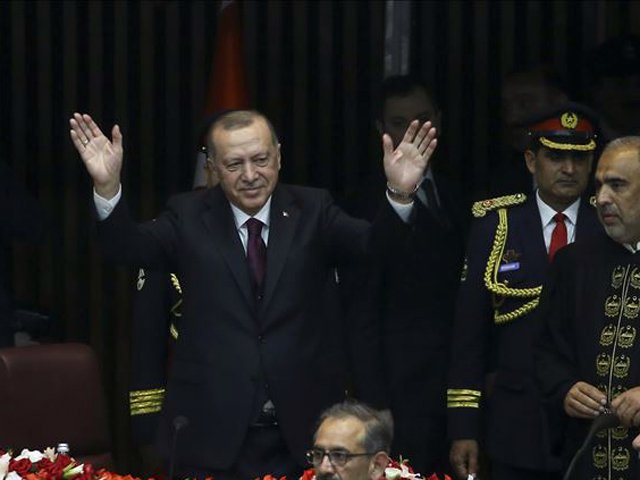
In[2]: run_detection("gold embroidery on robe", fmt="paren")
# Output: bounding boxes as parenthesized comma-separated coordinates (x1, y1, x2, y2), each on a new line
(605, 295, 622, 317)
(612, 266, 626, 289)
(617, 326, 636, 348)
(596, 353, 611, 376)
(600, 324, 616, 347)
(623, 295, 639, 319)
(613, 355, 631, 379)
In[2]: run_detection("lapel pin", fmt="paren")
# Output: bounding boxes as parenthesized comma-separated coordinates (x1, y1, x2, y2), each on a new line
(282, 210, 289, 217)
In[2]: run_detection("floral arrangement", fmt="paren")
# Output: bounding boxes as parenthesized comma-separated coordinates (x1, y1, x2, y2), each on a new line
(0, 449, 450, 480)
(0, 449, 140, 480)
(383, 457, 451, 480)
(283, 458, 451, 480)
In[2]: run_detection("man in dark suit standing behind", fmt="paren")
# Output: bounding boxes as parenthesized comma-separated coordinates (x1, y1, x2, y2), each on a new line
(69, 109, 437, 479)
(344, 75, 468, 475)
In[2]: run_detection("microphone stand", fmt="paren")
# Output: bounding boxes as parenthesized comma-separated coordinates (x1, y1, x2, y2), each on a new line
(562, 413, 620, 480)
(168, 415, 190, 480)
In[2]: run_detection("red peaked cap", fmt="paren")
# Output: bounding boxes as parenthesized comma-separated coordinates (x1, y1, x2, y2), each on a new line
(526, 102, 599, 151)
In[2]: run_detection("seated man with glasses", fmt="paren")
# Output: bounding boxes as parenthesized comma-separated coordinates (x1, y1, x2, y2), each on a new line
(306, 401, 392, 480)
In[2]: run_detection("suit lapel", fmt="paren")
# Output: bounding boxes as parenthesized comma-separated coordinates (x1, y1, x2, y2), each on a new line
(261, 186, 299, 312)
(201, 187, 255, 307)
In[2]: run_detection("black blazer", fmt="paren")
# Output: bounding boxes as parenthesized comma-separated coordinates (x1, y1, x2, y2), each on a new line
(97, 183, 397, 470)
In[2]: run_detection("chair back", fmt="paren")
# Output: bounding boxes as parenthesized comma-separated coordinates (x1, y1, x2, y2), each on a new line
(0, 343, 113, 467)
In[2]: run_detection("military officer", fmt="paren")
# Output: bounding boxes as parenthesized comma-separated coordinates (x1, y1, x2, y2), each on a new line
(129, 147, 216, 468)
(447, 103, 603, 480)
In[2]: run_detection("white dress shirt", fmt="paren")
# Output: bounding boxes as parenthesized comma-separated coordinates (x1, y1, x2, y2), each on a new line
(535, 190, 580, 252)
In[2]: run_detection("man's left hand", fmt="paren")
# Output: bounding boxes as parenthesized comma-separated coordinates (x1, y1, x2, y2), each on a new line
(611, 386, 640, 427)
(382, 120, 437, 193)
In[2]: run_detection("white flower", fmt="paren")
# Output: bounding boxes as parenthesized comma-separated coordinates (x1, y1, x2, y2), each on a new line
(384, 463, 421, 480)
(385, 467, 403, 480)
(16, 449, 44, 463)
(0, 453, 11, 480)
(6, 472, 23, 480)
(43, 448, 57, 463)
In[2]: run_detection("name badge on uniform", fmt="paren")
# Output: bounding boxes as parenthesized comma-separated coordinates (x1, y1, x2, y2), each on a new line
(499, 262, 520, 272)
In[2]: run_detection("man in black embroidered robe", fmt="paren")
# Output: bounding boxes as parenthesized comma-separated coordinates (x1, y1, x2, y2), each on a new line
(536, 136, 640, 480)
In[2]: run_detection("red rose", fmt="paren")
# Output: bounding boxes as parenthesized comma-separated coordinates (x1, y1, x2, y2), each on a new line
(54, 455, 74, 469)
(299, 469, 315, 480)
(9, 458, 33, 476)
(37, 456, 71, 480)
(37, 458, 53, 468)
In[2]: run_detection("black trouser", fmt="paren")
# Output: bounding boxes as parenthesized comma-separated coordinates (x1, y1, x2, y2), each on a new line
(176, 424, 303, 480)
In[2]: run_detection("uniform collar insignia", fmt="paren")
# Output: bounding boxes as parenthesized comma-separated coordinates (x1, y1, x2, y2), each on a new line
(502, 249, 521, 263)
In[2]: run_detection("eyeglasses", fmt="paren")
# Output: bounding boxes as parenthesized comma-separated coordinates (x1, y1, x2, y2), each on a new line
(305, 448, 374, 467)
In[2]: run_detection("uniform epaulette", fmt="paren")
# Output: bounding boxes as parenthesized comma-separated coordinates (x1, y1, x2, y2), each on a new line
(471, 193, 527, 218)
(170, 273, 182, 294)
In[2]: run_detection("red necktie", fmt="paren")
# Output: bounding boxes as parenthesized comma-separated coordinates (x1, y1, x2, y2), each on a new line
(548, 212, 567, 262)
(246, 218, 267, 292)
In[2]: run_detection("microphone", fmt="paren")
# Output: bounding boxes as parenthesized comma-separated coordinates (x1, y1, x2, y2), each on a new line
(168, 415, 190, 480)
(562, 413, 620, 480)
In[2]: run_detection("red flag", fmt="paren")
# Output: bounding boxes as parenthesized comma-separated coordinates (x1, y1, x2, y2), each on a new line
(194, 0, 250, 188)
(204, 0, 250, 114)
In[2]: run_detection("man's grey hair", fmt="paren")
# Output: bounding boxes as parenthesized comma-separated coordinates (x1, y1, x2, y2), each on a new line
(206, 110, 279, 159)
(601, 136, 640, 161)
(315, 400, 394, 454)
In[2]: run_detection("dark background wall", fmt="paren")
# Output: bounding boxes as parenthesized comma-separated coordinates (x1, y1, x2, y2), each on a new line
(1, 0, 639, 471)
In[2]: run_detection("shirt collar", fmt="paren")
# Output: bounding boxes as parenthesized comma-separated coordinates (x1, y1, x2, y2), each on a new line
(535, 190, 580, 227)
(230, 197, 272, 230)
(623, 242, 640, 253)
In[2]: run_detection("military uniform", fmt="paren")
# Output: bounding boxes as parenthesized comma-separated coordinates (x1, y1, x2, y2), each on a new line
(447, 103, 602, 480)
(129, 268, 181, 446)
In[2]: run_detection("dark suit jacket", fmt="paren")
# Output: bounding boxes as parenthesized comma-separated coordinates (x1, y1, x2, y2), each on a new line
(379, 173, 468, 473)
(342, 169, 468, 474)
(96, 183, 397, 470)
(447, 194, 601, 471)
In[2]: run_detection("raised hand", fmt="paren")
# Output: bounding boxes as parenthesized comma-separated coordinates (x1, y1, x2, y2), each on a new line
(69, 113, 123, 199)
(382, 119, 437, 194)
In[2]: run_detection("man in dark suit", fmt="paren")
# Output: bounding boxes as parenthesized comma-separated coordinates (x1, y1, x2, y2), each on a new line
(447, 103, 603, 480)
(344, 75, 468, 475)
(69, 109, 437, 479)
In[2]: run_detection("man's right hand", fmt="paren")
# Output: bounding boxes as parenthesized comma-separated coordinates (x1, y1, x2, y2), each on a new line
(449, 439, 479, 480)
(69, 112, 123, 199)
(563, 381, 607, 418)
